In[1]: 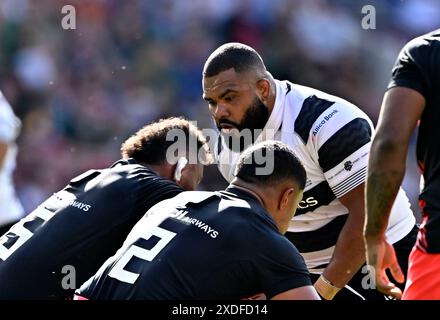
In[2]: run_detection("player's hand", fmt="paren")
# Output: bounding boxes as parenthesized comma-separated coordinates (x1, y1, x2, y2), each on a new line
(365, 237, 404, 299)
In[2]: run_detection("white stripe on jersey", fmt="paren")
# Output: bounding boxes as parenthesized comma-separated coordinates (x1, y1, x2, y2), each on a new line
(301, 246, 335, 274)
(0, 91, 24, 225)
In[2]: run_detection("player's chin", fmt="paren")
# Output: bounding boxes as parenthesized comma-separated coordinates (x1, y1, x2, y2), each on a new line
(220, 127, 240, 136)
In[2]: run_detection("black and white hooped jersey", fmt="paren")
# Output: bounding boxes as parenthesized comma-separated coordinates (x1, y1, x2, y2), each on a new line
(217, 79, 415, 273)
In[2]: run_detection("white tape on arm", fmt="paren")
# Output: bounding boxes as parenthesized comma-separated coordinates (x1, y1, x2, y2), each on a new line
(174, 157, 188, 182)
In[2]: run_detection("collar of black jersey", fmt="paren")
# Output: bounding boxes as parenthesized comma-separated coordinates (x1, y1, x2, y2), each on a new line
(223, 185, 280, 231)
(224, 185, 264, 206)
(111, 158, 140, 167)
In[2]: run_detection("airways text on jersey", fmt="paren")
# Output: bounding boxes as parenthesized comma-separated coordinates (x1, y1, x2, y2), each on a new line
(68, 200, 91, 212)
(171, 210, 219, 239)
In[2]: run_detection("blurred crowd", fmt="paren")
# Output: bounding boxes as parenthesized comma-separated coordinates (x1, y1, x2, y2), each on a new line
(0, 0, 438, 215)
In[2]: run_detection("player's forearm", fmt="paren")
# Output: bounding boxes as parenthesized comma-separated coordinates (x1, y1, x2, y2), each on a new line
(322, 213, 366, 289)
(365, 138, 406, 239)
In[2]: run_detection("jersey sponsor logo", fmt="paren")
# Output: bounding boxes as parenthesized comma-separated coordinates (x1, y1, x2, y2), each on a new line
(297, 197, 319, 210)
(295, 181, 336, 216)
(68, 200, 91, 212)
(171, 210, 219, 239)
(179, 216, 219, 239)
(312, 109, 339, 136)
(344, 161, 353, 171)
(326, 151, 368, 182)
(295, 95, 335, 143)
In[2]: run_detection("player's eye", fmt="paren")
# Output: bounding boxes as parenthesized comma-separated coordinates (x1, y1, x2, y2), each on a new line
(207, 100, 216, 107)
(224, 95, 235, 103)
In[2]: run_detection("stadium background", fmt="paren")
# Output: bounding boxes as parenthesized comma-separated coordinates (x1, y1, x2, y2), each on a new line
(1, 0, 438, 220)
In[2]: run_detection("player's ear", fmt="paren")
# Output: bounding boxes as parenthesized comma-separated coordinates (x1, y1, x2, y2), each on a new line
(256, 78, 270, 102)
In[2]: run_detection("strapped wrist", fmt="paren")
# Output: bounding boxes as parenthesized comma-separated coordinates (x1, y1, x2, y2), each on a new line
(314, 275, 341, 300)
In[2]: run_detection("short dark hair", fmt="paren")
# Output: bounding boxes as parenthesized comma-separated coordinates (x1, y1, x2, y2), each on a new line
(203, 42, 266, 78)
(234, 141, 307, 189)
(121, 117, 212, 165)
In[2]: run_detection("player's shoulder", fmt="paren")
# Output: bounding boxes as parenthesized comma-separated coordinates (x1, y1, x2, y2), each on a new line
(290, 84, 371, 143)
(146, 191, 216, 215)
(172, 191, 216, 205)
(400, 29, 440, 60)
(110, 159, 154, 176)
(68, 160, 164, 195)
(291, 83, 360, 113)
(216, 191, 279, 235)
(110, 159, 173, 187)
(408, 29, 440, 48)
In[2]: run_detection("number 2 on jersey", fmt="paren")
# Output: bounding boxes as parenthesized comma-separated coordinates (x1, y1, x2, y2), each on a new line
(108, 226, 176, 284)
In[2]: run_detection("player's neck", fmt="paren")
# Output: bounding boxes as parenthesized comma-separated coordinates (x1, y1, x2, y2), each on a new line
(229, 181, 265, 207)
(145, 163, 174, 181)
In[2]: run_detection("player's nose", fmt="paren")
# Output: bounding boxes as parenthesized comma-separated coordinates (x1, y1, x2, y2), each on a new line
(213, 103, 230, 119)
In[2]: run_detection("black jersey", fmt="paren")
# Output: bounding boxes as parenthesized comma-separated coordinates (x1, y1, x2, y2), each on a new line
(0, 158, 183, 299)
(388, 29, 440, 253)
(77, 187, 311, 300)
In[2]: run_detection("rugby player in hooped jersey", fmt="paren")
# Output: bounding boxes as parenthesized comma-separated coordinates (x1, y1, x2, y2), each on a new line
(202, 42, 417, 300)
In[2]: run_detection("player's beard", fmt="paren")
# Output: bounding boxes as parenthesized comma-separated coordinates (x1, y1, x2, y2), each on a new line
(217, 95, 269, 153)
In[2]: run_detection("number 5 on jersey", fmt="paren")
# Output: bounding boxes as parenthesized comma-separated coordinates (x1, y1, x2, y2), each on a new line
(0, 206, 56, 261)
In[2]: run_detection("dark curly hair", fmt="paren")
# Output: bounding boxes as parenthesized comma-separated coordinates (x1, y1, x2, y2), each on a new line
(121, 117, 212, 165)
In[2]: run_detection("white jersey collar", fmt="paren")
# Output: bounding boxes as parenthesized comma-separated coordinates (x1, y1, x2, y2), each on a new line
(254, 79, 285, 143)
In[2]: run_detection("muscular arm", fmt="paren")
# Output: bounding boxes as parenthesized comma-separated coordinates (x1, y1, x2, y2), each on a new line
(365, 87, 425, 238)
(321, 183, 366, 289)
(321, 88, 424, 296)
(363, 87, 425, 298)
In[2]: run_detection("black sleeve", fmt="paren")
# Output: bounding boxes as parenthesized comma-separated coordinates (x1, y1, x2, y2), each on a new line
(388, 37, 432, 98)
(254, 235, 312, 299)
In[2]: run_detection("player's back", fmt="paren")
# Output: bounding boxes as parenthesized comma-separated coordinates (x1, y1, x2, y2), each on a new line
(77, 187, 309, 300)
(0, 159, 182, 299)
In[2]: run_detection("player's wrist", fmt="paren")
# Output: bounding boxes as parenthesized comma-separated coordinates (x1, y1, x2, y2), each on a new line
(314, 275, 341, 300)
(364, 224, 387, 241)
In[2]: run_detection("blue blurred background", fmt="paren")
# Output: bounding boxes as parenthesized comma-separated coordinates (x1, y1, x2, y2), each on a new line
(1, 0, 438, 218)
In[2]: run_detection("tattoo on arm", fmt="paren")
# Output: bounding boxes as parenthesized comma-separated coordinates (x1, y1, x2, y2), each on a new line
(366, 170, 404, 235)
